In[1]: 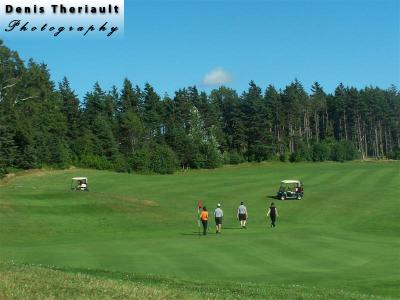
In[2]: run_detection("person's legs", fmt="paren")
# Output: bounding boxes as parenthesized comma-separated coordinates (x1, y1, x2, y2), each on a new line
(202, 220, 207, 235)
(239, 215, 244, 228)
(271, 216, 276, 227)
(243, 219, 247, 229)
(215, 218, 221, 233)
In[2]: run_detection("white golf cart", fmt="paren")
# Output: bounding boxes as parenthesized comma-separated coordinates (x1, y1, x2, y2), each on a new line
(277, 180, 303, 200)
(71, 177, 88, 191)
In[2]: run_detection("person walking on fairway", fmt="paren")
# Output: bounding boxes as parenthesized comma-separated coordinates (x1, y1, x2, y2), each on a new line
(267, 202, 278, 228)
(200, 206, 209, 235)
(237, 202, 248, 229)
(214, 204, 223, 234)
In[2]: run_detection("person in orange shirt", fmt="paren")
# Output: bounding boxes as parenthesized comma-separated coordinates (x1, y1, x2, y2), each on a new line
(200, 206, 209, 235)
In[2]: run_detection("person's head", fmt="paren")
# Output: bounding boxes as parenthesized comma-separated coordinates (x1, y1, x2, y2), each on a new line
(271, 202, 275, 207)
(217, 203, 221, 208)
(203, 206, 207, 211)
(240, 201, 244, 205)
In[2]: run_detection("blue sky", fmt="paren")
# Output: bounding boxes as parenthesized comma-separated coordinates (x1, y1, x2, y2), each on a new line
(2, 0, 399, 99)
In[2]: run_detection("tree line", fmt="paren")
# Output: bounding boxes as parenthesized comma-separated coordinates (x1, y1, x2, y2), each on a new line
(1, 41, 399, 177)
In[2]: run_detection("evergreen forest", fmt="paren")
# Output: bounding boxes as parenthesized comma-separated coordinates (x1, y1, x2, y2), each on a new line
(1, 41, 399, 176)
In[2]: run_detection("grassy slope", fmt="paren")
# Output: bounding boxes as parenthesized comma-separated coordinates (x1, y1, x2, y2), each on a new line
(0, 262, 393, 300)
(0, 162, 399, 299)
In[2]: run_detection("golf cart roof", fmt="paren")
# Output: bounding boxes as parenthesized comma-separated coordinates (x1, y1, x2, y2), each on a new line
(72, 177, 87, 181)
(281, 180, 301, 184)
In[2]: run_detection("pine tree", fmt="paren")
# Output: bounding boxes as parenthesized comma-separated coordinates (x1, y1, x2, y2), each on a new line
(210, 87, 246, 154)
(242, 81, 272, 161)
(310, 82, 324, 143)
(82, 83, 119, 164)
(142, 83, 161, 137)
(281, 79, 309, 155)
(265, 85, 283, 155)
(58, 77, 81, 160)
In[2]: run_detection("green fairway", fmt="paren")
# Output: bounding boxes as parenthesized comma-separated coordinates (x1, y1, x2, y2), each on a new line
(1, 162, 399, 298)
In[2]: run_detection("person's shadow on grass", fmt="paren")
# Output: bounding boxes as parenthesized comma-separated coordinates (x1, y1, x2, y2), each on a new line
(180, 227, 243, 236)
(180, 232, 201, 236)
(180, 231, 221, 236)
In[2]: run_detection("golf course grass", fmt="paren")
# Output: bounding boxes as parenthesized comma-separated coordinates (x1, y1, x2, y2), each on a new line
(1, 162, 399, 299)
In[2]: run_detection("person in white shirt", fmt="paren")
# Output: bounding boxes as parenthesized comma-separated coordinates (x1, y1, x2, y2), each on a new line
(80, 182, 87, 191)
(214, 204, 223, 234)
(237, 202, 248, 229)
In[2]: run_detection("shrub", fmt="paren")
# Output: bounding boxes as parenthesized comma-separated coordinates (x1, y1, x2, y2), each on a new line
(0, 167, 7, 179)
(331, 140, 358, 162)
(312, 143, 331, 162)
(149, 144, 179, 174)
(131, 144, 179, 174)
(229, 150, 244, 165)
(388, 148, 400, 160)
(48, 141, 72, 168)
(289, 143, 312, 162)
(222, 151, 230, 164)
(15, 146, 38, 169)
(279, 152, 289, 162)
(201, 143, 223, 169)
(131, 149, 151, 173)
(289, 152, 301, 162)
(247, 144, 272, 162)
(113, 155, 128, 173)
(78, 154, 115, 170)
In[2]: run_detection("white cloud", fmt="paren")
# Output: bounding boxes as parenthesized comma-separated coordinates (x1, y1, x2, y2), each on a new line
(201, 67, 233, 86)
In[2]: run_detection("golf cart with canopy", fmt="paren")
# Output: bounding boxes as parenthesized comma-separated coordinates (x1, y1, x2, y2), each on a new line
(71, 177, 88, 191)
(277, 180, 303, 200)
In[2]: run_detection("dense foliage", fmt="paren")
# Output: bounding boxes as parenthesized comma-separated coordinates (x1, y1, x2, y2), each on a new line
(0, 41, 399, 174)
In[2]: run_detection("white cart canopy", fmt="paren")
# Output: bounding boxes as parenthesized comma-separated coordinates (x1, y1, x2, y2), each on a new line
(72, 177, 87, 181)
(281, 180, 301, 184)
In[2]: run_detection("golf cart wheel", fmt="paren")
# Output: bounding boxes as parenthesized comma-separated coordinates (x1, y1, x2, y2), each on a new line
(280, 195, 285, 200)
(297, 194, 302, 200)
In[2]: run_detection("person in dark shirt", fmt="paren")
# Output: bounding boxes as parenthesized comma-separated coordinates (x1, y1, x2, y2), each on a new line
(267, 202, 278, 228)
